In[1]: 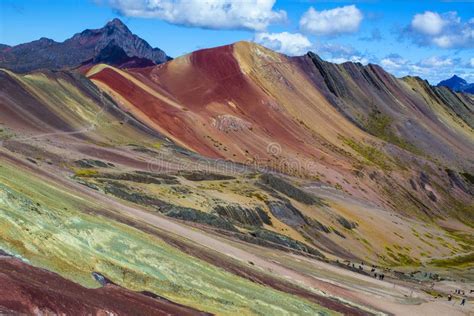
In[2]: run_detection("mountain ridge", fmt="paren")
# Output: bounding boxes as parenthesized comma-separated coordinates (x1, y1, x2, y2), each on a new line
(437, 75, 474, 94)
(1, 22, 474, 316)
(0, 18, 170, 73)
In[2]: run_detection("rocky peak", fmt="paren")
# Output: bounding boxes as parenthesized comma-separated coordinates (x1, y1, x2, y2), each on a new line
(0, 18, 170, 72)
(104, 18, 131, 34)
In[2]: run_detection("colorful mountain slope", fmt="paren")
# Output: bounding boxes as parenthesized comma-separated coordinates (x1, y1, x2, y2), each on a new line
(301, 53, 474, 168)
(1, 36, 474, 315)
(86, 42, 473, 223)
(0, 256, 207, 316)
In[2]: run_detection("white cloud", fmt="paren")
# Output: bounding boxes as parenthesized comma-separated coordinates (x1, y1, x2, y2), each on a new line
(311, 42, 369, 65)
(376, 54, 466, 84)
(254, 32, 312, 56)
(411, 11, 446, 35)
(329, 55, 368, 65)
(405, 11, 473, 49)
(380, 58, 400, 69)
(103, 0, 286, 31)
(299, 5, 363, 36)
(419, 56, 453, 67)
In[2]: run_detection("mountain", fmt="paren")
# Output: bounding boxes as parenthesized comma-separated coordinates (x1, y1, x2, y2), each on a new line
(0, 19, 170, 72)
(89, 40, 156, 68)
(87, 42, 474, 170)
(437, 75, 474, 94)
(1, 34, 473, 316)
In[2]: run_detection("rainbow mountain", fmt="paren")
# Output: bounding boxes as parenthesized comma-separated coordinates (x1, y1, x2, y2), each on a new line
(0, 19, 473, 315)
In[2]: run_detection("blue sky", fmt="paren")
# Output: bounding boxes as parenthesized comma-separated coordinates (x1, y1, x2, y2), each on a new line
(1, 0, 473, 83)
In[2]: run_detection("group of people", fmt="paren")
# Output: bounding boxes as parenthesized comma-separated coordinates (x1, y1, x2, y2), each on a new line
(338, 259, 472, 308)
(342, 261, 387, 280)
(454, 289, 466, 295)
(447, 293, 467, 306)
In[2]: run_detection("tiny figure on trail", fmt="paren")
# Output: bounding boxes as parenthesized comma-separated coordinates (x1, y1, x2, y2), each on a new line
(448, 294, 452, 301)
(461, 298, 466, 306)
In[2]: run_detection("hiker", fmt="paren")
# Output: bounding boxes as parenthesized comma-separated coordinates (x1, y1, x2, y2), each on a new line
(359, 265, 363, 270)
(461, 298, 466, 306)
(374, 273, 378, 279)
(380, 273, 385, 280)
(448, 294, 452, 301)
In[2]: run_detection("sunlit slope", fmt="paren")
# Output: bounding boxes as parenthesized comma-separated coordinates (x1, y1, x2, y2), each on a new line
(1, 51, 473, 315)
(0, 68, 160, 145)
(299, 53, 474, 169)
(86, 42, 473, 224)
(87, 43, 370, 168)
(0, 157, 336, 315)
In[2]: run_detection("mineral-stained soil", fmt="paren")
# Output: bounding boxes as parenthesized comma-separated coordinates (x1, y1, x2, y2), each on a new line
(0, 257, 208, 316)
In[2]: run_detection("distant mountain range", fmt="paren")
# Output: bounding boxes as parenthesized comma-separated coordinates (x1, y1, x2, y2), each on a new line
(437, 75, 474, 94)
(0, 18, 170, 72)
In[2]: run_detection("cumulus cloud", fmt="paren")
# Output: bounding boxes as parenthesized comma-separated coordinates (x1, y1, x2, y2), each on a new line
(254, 32, 312, 56)
(299, 5, 363, 36)
(419, 56, 453, 67)
(313, 43, 369, 65)
(377, 54, 468, 84)
(380, 54, 408, 70)
(403, 11, 474, 48)
(411, 11, 446, 35)
(329, 55, 369, 65)
(102, 0, 287, 31)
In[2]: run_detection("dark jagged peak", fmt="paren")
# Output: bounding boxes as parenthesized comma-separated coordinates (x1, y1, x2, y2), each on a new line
(437, 75, 474, 94)
(438, 75, 467, 90)
(105, 18, 131, 33)
(0, 18, 169, 72)
(304, 51, 392, 98)
(74, 18, 131, 38)
(90, 41, 156, 69)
